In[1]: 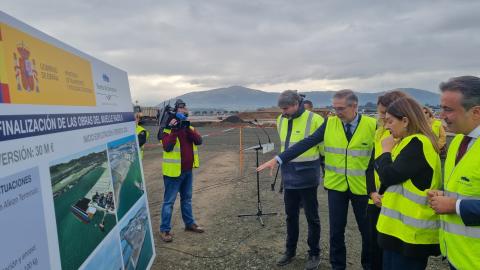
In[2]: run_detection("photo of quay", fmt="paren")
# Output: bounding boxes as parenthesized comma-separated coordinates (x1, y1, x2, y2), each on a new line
(50, 145, 117, 270)
(108, 135, 145, 220)
(119, 197, 154, 270)
(79, 229, 123, 270)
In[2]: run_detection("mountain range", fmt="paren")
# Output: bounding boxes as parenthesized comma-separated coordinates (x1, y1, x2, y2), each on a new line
(158, 86, 440, 110)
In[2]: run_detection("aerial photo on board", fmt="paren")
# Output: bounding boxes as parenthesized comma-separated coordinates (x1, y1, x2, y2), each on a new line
(80, 228, 123, 270)
(119, 196, 154, 270)
(50, 145, 117, 270)
(108, 135, 144, 220)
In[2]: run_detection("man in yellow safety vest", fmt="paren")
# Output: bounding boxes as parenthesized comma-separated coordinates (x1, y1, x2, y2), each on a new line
(259, 89, 376, 270)
(159, 99, 203, 243)
(275, 91, 324, 270)
(135, 113, 149, 159)
(429, 76, 480, 270)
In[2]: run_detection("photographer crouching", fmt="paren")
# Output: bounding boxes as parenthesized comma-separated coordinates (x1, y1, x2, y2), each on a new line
(159, 99, 204, 242)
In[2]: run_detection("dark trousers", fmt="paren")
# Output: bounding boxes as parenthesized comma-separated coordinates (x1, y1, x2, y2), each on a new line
(328, 189, 370, 270)
(284, 186, 321, 257)
(367, 204, 382, 270)
(383, 250, 427, 270)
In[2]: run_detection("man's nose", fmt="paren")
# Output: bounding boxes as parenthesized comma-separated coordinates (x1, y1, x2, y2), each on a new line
(439, 111, 446, 119)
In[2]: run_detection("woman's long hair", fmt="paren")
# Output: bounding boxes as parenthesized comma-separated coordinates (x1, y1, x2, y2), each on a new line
(387, 97, 440, 153)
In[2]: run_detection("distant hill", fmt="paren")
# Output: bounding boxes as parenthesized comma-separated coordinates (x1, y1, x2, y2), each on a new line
(158, 86, 440, 110)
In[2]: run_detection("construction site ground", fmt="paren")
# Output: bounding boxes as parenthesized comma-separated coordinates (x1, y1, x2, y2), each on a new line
(142, 124, 449, 270)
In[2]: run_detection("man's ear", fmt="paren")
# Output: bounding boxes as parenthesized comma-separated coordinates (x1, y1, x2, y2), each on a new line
(471, 105, 480, 121)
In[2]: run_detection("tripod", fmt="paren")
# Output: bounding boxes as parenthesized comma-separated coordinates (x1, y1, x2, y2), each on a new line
(238, 144, 277, 226)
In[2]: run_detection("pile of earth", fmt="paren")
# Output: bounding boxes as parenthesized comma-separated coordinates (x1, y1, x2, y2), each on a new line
(221, 115, 245, 123)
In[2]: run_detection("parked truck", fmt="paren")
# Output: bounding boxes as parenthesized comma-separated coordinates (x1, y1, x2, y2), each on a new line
(133, 105, 160, 124)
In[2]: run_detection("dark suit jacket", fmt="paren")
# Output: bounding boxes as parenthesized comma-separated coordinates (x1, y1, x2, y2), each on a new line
(460, 200, 480, 226)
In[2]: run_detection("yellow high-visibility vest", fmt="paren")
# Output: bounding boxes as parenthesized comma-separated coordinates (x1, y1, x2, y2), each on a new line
(432, 119, 442, 138)
(377, 134, 441, 245)
(323, 115, 376, 195)
(440, 134, 480, 270)
(136, 124, 150, 159)
(277, 110, 324, 162)
(162, 127, 199, 177)
(368, 127, 390, 204)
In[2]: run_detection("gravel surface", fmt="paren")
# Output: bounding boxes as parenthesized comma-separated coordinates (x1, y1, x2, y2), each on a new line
(142, 125, 449, 270)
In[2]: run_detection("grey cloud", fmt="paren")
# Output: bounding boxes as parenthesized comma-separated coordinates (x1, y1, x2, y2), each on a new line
(3, 0, 479, 100)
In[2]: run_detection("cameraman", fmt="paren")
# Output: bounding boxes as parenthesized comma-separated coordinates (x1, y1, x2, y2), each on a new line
(160, 99, 204, 242)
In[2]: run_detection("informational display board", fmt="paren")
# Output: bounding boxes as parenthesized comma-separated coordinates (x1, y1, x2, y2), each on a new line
(0, 11, 156, 270)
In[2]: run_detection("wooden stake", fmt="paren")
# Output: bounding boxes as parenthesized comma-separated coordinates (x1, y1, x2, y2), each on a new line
(239, 127, 243, 176)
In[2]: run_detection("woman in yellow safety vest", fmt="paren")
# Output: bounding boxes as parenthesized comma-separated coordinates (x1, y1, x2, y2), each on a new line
(367, 90, 408, 270)
(423, 106, 446, 151)
(375, 97, 442, 270)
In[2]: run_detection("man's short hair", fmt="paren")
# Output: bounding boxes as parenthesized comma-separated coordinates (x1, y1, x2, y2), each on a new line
(440, 76, 480, 110)
(333, 89, 358, 105)
(278, 90, 301, 107)
(303, 100, 313, 107)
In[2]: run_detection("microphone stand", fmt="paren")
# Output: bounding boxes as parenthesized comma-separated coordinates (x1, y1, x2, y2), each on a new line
(238, 121, 277, 226)
(270, 166, 280, 191)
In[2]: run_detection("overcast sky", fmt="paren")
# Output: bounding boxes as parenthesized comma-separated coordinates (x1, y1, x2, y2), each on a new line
(3, 1, 479, 105)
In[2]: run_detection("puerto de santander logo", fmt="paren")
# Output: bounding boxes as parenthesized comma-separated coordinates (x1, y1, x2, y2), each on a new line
(14, 41, 39, 93)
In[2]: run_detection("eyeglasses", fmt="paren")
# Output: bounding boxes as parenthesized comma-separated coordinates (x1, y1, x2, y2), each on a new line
(177, 104, 186, 109)
(332, 106, 350, 112)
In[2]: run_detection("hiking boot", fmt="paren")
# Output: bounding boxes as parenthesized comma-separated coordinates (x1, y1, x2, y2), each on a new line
(160, 231, 173, 242)
(185, 224, 204, 233)
(276, 253, 295, 266)
(304, 255, 320, 270)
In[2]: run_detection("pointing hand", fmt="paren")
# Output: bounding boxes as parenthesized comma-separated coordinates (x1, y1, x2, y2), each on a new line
(257, 158, 278, 176)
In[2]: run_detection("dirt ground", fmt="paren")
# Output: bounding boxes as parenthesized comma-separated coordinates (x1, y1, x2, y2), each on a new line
(141, 125, 449, 270)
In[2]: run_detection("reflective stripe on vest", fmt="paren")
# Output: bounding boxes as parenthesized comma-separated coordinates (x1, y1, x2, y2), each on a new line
(369, 128, 390, 204)
(163, 158, 181, 164)
(440, 134, 480, 269)
(381, 206, 439, 229)
(376, 134, 441, 245)
(445, 190, 480, 200)
(386, 185, 428, 205)
(324, 146, 371, 157)
(324, 165, 366, 176)
(162, 126, 200, 177)
(323, 115, 376, 195)
(277, 111, 324, 163)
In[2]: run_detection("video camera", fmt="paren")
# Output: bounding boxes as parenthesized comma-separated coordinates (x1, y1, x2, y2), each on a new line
(157, 100, 190, 140)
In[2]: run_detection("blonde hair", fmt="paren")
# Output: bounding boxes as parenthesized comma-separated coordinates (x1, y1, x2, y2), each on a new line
(422, 106, 434, 118)
(387, 97, 440, 153)
(134, 113, 141, 122)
